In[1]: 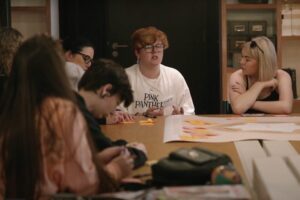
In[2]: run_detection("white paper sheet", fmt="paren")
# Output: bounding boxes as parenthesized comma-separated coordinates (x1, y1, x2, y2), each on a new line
(163, 115, 300, 143)
(228, 123, 300, 133)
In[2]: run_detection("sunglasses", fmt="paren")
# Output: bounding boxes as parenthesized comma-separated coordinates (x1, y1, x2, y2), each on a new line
(250, 41, 264, 54)
(76, 52, 93, 64)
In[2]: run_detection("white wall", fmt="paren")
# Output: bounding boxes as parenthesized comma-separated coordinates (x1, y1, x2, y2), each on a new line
(50, 0, 59, 39)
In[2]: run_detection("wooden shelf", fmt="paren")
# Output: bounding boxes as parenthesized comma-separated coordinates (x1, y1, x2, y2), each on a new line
(282, 36, 300, 40)
(220, 0, 281, 101)
(12, 6, 46, 12)
(226, 4, 277, 10)
(282, 0, 300, 3)
(11, 0, 51, 39)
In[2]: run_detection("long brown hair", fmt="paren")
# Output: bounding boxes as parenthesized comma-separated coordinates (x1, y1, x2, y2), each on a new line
(0, 35, 116, 199)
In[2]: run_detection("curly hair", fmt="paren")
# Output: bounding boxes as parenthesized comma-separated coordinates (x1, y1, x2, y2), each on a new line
(131, 26, 169, 51)
(0, 27, 23, 75)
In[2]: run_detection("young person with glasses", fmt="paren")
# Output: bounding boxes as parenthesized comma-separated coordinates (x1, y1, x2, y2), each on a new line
(63, 37, 132, 124)
(120, 26, 195, 117)
(62, 37, 94, 91)
(228, 36, 293, 114)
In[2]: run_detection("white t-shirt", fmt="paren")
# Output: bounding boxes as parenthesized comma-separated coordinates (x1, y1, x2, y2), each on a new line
(121, 64, 195, 115)
(65, 62, 85, 91)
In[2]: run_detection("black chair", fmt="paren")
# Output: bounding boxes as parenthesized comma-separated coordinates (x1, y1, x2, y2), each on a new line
(221, 100, 233, 114)
(282, 68, 297, 99)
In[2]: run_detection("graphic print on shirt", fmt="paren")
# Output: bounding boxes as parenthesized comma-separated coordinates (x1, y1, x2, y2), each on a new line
(134, 92, 173, 109)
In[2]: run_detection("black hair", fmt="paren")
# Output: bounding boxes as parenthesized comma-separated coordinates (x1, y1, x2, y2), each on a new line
(0, 36, 117, 199)
(62, 37, 94, 54)
(78, 59, 133, 107)
(0, 27, 23, 75)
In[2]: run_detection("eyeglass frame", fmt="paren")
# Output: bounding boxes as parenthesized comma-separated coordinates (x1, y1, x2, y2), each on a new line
(141, 43, 165, 53)
(250, 40, 264, 54)
(76, 52, 93, 64)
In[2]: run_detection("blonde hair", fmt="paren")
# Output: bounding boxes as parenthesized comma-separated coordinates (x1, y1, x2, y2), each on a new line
(243, 36, 277, 81)
(131, 26, 169, 50)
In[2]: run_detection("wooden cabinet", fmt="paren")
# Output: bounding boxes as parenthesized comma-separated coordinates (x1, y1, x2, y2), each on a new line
(220, 0, 281, 101)
(10, 0, 58, 39)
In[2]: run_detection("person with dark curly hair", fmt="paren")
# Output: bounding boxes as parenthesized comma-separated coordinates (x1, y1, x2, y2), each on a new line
(0, 27, 23, 99)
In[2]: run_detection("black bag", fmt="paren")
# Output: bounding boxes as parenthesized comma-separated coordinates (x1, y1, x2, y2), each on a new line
(151, 147, 231, 186)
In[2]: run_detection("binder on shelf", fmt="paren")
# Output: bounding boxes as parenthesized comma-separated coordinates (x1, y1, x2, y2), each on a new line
(282, 4, 292, 36)
(249, 21, 267, 36)
(292, 4, 300, 36)
(228, 21, 249, 36)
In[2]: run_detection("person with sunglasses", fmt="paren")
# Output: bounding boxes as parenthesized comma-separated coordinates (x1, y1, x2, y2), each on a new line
(120, 26, 194, 117)
(228, 36, 293, 114)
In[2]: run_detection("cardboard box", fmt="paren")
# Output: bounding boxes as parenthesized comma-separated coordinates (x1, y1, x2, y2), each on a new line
(249, 21, 267, 36)
(292, 4, 300, 36)
(282, 4, 292, 36)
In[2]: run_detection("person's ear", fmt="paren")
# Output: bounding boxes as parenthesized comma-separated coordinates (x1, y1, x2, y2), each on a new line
(98, 83, 112, 98)
(65, 51, 74, 61)
(134, 49, 140, 58)
(135, 49, 141, 64)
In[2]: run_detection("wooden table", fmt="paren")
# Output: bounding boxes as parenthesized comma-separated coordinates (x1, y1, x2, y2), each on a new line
(102, 115, 300, 199)
(101, 116, 246, 180)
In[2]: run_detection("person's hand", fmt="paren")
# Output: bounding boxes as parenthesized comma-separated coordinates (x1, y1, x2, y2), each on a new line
(126, 142, 148, 156)
(172, 105, 184, 115)
(231, 81, 245, 94)
(97, 146, 124, 164)
(144, 107, 163, 118)
(106, 110, 134, 124)
(262, 78, 278, 90)
(105, 149, 134, 181)
(117, 111, 134, 122)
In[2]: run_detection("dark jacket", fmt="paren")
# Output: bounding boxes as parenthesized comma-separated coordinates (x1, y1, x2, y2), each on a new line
(0, 73, 8, 102)
(75, 92, 147, 168)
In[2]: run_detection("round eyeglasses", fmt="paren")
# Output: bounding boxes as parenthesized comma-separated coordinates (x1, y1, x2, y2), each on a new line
(76, 52, 93, 64)
(142, 44, 164, 53)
